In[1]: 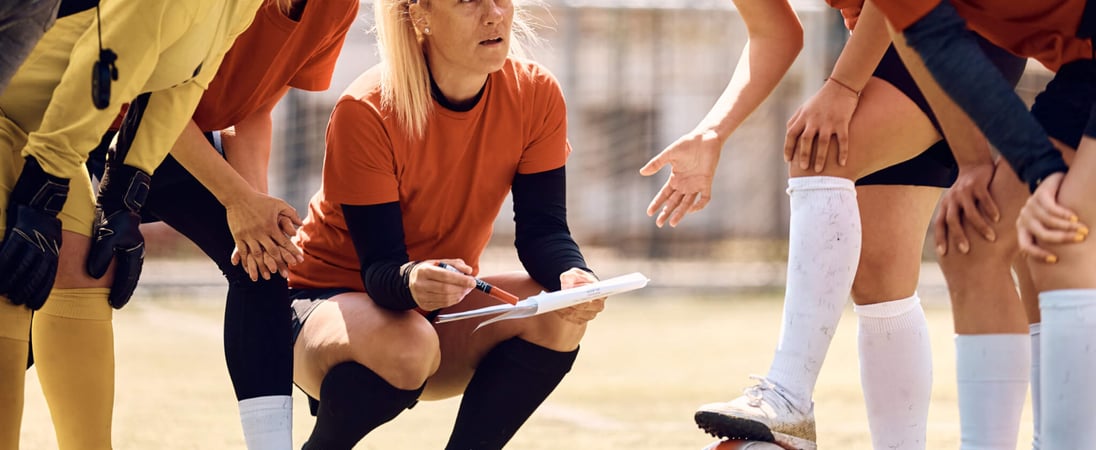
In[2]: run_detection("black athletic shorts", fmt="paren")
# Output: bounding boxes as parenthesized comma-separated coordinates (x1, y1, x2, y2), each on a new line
(857, 35, 1027, 187)
(289, 287, 354, 343)
(1031, 59, 1096, 150)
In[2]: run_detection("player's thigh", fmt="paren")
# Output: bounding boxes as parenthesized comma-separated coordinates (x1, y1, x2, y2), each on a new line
(293, 292, 438, 398)
(1029, 136, 1096, 291)
(789, 77, 940, 180)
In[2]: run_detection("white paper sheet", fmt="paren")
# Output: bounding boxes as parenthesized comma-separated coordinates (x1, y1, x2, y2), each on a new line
(435, 272, 650, 331)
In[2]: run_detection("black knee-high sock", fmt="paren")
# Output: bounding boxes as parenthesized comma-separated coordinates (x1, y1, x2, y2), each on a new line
(445, 338, 579, 450)
(224, 275, 294, 399)
(303, 362, 424, 450)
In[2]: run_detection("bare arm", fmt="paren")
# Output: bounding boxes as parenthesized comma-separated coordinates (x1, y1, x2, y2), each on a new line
(785, 0, 891, 170)
(169, 117, 302, 280)
(219, 86, 291, 194)
(640, 0, 802, 227)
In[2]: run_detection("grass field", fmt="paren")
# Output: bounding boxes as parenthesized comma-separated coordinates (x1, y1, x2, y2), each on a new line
(17, 279, 1034, 449)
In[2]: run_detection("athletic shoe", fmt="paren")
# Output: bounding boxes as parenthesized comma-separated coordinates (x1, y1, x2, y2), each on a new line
(694, 376, 817, 450)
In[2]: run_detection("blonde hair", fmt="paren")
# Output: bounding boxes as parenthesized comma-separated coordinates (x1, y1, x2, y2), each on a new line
(375, 0, 540, 139)
(274, 0, 294, 16)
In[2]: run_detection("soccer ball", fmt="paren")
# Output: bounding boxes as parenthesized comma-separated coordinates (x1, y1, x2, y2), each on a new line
(702, 440, 785, 450)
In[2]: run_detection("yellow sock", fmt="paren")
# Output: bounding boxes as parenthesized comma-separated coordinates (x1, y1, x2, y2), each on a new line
(32, 288, 113, 450)
(0, 301, 31, 450)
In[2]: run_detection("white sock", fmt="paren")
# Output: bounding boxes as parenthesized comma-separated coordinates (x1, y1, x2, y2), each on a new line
(855, 295, 932, 450)
(766, 176, 860, 410)
(1039, 290, 1096, 448)
(239, 395, 293, 450)
(956, 334, 1030, 450)
(1029, 322, 1041, 450)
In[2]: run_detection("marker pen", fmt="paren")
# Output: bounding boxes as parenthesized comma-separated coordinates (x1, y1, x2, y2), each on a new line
(436, 262, 520, 305)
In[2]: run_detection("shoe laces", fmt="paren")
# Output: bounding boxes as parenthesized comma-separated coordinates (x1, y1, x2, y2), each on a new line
(742, 375, 776, 408)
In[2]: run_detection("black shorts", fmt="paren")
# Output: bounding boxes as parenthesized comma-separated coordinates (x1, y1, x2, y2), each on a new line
(857, 35, 1027, 187)
(289, 287, 354, 343)
(1031, 59, 1096, 150)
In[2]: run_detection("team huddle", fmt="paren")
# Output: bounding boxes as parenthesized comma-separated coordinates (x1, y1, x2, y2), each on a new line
(0, 0, 1092, 449)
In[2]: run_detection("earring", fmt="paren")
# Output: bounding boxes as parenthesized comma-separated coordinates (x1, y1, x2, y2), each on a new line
(424, 26, 430, 34)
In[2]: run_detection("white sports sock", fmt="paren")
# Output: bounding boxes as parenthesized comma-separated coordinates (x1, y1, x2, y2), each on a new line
(955, 334, 1029, 450)
(239, 395, 293, 450)
(855, 294, 932, 450)
(1039, 290, 1096, 449)
(1029, 322, 1041, 450)
(766, 176, 860, 410)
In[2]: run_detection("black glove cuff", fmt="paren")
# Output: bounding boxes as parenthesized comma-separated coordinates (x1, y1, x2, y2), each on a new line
(98, 163, 150, 214)
(10, 157, 69, 216)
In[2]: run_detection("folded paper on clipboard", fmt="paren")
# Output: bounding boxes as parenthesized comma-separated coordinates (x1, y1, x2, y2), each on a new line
(435, 272, 650, 331)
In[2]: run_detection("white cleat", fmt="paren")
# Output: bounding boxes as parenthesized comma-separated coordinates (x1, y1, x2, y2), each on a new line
(694, 376, 817, 450)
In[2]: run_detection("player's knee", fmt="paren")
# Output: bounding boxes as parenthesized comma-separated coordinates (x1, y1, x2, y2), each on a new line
(357, 318, 440, 390)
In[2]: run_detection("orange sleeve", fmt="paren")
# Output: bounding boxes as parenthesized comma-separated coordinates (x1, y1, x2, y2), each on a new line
(290, 5, 358, 91)
(516, 68, 570, 174)
(322, 97, 401, 205)
(872, 0, 942, 31)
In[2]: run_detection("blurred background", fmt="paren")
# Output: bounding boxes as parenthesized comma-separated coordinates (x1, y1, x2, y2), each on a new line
(28, 1, 1055, 448)
(147, 0, 1054, 283)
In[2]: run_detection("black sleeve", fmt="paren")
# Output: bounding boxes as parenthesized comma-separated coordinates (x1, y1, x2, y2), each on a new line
(512, 166, 592, 292)
(341, 202, 418, 311)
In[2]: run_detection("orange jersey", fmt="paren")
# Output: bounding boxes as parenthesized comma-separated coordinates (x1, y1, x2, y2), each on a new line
(289, 59, 571, 291)
(875, 0, 1092, 71)
(193, 0, 358, 131)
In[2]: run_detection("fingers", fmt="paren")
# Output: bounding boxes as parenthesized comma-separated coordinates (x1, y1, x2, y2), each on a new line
(667, 193, 699, 227)
(933, 205, 949, 257)
(646, 182, 673, 217)
(798, 130, 815, 171)
(639, 152, 667, 176)
(944, 202, 970, 254)
(836, 129, 849, 167)
(958, 192, 995, 243)
(813, 129, 832, 173)
(1018, 226, 1058, 264)
(783, 115, 805, 163)
(655, 191, 687, 228)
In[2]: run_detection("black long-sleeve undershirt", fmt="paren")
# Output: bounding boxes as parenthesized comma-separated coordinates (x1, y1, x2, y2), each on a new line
(341, 166, 589, 311)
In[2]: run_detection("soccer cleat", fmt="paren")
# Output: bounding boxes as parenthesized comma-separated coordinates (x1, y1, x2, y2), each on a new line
(694, 376, 817, 450)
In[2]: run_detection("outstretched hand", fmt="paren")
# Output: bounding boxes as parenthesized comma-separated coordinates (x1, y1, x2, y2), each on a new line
(640, 130, 722, 228)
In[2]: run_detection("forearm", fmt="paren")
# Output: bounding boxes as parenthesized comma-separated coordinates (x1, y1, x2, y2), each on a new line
(698, 0, 803, 141)
(897, 1, 1066, 190)
(512, 168, 591, 291)
(170, 120, 258, 206)
(889, 29, 993, 166)
(829, 1, 891, 92)
(220, 108, 276, 194)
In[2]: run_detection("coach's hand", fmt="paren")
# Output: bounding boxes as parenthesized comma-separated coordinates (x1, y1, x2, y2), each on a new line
(406, 259, 476, 311)
(0, 157, 69, 309)
(87, 163, 150, 309)
(555, 268, 605, 325)
(640, 130, 721, 228)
